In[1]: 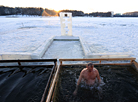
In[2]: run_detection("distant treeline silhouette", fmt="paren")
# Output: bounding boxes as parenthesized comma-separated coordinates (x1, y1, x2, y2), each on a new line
(0, 5, 57, 16)
(58, 10, 85, 16)
(0, 6, 113, 17)
(1, 6, 138, 17)
(89, 12, 112, 17)
(58, 10, 114, 17)
(118, 12, 138, 17)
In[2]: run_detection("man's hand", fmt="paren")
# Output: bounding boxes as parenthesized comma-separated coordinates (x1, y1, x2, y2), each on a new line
(73, 89, 77, 95)
(98, 79, 101, 86)
(73, 85, 78, 95)
(73, 69, 83, 96)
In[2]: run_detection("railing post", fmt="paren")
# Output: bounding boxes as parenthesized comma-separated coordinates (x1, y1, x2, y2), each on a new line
(60, 61, 62, 65)
(99, 60, 101, 64)
(130, 60, 134, 63)
(18, 60, 21, 66)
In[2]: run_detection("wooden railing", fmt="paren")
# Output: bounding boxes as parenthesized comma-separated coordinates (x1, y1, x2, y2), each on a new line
(59, 58, 136, 66)
(0, 59, 57, 68)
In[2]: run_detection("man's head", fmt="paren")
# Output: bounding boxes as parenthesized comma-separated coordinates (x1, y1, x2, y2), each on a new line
(87, 62, 94, 72)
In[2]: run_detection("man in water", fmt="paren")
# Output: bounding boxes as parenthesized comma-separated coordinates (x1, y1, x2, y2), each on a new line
(73, 62, 101, 95)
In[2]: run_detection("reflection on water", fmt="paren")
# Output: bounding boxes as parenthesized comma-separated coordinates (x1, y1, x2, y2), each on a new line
(53, 65, 138, 102)
(0, 67, 52, 102)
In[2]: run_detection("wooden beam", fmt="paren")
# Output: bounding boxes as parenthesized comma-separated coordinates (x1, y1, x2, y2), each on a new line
(40, 65, 56, 102)
(0, 65, 54, 68)
(59, 58, 136, 62)
(59, 58, 136, 65)
(0, 59, 57, 63)
(46, 64, 61, 102)
(60, 63, 132, 66)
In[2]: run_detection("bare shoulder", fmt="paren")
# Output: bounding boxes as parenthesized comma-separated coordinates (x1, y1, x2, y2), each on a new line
(81, 68, 87, 74)
(94, 68, 97, 71)
(82, 68, 87, 71)
(94, 68, 98, 73)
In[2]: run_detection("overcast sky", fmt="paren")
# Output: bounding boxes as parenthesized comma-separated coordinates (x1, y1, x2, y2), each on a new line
(1, 0, 138, 14)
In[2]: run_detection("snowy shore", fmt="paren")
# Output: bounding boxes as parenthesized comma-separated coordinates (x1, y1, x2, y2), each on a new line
(0, 16, 138, 61)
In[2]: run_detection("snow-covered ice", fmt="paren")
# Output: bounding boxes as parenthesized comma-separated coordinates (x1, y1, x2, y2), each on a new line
(0, 16, 138, 61)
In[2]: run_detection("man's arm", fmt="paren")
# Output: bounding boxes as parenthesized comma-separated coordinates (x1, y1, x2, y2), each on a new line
(96, 69, 101, 84)
(73, 71, 83, 95)
(77, 72, 83, 86)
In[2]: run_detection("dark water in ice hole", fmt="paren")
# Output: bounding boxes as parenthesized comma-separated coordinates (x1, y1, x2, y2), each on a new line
(53, 65, 138, 102)
(0, 67, 52, 102)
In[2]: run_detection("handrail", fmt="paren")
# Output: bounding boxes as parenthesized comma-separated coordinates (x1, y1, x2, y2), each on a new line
(59, 58, 136, 65)
(0, 59, 57, 63)
(59, 58, 136, 61)
(46, 63, 61, 102)
(0, 59, 57, 68)
(41, 61, 57, 102)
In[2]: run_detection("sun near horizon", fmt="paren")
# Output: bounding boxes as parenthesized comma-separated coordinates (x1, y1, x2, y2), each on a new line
(1, 0, 138, 14)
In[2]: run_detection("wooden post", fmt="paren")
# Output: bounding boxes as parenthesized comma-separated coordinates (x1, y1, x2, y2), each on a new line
(130, 60, 134, 63)
(46, 64, 61, 102)
(132, 60, 138, 71)
(99, 60, 101, 64)
(60, 61, 62, 65)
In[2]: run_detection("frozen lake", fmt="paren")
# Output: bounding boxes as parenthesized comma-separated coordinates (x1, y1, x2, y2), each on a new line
(0, 16, 138, 61)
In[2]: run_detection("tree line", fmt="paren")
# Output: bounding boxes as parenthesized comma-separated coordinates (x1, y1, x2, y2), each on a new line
(0, 5, 57, 16)
(89, 12, 112, 17)
(58, 10, 85, 16)
(0, 6, 113, 17)
(1, 6, 138, 17)
(122, 11, 138, 17)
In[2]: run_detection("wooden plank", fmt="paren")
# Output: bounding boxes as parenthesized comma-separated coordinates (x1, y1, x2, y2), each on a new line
(59, 58, 136, 61)
(0, 65, 54, 68)
(40, 65, 56, 102)
(46, 64, 61, 102)
(51, 70, 60, 101)
(0, 59, 57, 63)
(60, 63, 132, 66)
